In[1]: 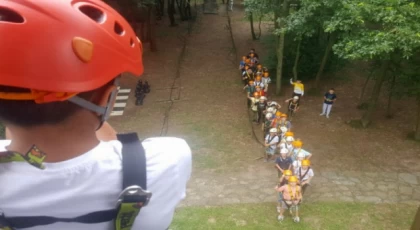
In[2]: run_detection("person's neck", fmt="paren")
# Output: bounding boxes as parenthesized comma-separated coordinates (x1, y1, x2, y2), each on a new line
(6, 113, 100, 163)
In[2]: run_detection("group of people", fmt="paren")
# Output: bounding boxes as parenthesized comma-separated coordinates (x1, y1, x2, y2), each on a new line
(239, 49, 315, 223)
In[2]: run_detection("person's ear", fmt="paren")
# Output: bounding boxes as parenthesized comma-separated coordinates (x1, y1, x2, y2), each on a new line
(90, 84, 118, 108)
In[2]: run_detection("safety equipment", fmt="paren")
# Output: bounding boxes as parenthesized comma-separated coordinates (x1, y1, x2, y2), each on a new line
(286, 136, 294, 142)
(288, 176, 298, 183)
(260, 96, 267, 101)
(280, 148, 288, 154)
(293, 96, 299, 100)
(270, 128, 277, 133)
(283, 170, 293, 176)
(0, 133, 151, 230)
(280, 113, 288, 118)
(285, 132, 294, 137)
(301, 159, 311, 166)
(266, 113, 273, 119)
(280, 126, 288, 133)
(276, 111, 282, 117)
(0, 0, 143, 103)
(293, 140, 303, 148)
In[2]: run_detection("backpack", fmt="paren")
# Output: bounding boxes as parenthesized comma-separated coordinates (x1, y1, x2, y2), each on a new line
(0, 133, 150, 230)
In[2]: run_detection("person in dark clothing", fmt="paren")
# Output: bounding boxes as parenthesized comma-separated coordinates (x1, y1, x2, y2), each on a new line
(320, 88, 337, 118)
(247, 48, 259, 59)
(275, 148, 293, 178)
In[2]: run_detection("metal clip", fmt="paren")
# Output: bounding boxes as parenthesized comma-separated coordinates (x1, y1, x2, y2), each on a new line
(116, 185, 152, 207)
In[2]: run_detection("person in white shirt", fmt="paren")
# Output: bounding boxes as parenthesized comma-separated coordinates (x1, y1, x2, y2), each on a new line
(264, 128, 280, 162)
(294, 160, 314, 195)
(0, 1, 191, 229)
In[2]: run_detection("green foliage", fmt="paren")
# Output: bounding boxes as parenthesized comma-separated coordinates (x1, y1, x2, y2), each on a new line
(261, 33, 343, 82)
(332, 0, 420, 60)
(0, 122, 4, 139)
(243, 0, 273, 18)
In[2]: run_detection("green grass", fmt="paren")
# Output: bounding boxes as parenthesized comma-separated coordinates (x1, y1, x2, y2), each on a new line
(0, 122, 4, 139)
(171, 202, 417, 230)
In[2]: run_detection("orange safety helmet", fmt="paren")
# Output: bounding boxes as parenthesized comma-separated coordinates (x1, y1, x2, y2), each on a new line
(275, 111, 282, 117)
(0, 0, 143, 103)
(280, 113, 288, 118)
(302, 159, 311, 166)
(285, 131, 294, 137)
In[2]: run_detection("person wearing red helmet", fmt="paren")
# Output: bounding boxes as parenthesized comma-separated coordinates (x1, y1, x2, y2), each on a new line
(0, 1, 191, 230)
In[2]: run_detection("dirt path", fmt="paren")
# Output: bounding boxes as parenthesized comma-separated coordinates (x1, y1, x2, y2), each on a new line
(109, 4, 420, 207)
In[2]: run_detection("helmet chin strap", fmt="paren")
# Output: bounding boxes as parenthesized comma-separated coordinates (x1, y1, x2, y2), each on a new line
(67, 78, 120, 130)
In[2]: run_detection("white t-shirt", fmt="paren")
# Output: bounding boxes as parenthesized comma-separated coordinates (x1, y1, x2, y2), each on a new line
(294, 167, 314, 182)
(265, 135, 279, 150)
(0, 137, 192, 230)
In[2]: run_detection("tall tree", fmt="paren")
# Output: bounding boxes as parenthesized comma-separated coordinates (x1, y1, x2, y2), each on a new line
(332, 0, 420, 127)
(274, 0, 289, 95)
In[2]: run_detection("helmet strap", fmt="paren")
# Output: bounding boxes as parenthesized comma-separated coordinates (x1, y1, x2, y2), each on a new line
(67, 78, 120, 130)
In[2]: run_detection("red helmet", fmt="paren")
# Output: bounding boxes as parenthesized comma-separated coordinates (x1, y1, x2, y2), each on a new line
(0, 0, 143, 103)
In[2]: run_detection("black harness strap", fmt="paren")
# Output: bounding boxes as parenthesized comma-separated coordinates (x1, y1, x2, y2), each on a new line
(0, 133, 148, 229)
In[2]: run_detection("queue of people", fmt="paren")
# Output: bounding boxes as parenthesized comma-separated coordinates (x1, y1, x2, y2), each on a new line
(239, 48, 314, 223)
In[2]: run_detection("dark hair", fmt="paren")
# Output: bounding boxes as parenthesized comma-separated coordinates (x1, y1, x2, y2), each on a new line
(330, 88, 335, 91)
(250, 48, 255, 52)
(0, 85, 94, 127)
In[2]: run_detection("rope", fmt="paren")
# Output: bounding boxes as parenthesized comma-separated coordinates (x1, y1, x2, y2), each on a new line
(225, 4, 265, 148)
(160, 4, 200, 136)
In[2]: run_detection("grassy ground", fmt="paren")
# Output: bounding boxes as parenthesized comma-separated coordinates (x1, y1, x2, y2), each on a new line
(0, 123, 4, 139)
(171, 202, 416, 230)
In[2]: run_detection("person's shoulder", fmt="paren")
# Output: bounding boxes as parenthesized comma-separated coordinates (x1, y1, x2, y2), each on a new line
(142, 137, 191, 163)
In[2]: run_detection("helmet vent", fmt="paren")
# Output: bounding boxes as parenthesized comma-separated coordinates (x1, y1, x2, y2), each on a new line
(79, 5, 105, 23)
(114, 21, 124, 35)
(0, 7, 24, 23)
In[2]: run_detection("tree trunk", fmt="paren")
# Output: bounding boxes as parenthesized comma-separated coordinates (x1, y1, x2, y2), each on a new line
(249, 12, 257, 40)
(386, 74, 396, 117)
(292, 38, 301, 81)
(148, 6, 157, 52)
(415, 94, 420, 140)
(361, 59, 390, 128)
(275, 0, 289, 95)
(257, 15, 263, 39)
(358, 67, 374, 106)
(168, 0, 176, 26)
(314, 32, 336, 89)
